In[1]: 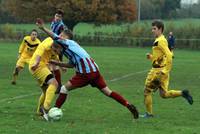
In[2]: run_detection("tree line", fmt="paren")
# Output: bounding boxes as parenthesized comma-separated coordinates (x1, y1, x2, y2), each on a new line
(0, 0, 200, 29)
(0, 0, 136, 30)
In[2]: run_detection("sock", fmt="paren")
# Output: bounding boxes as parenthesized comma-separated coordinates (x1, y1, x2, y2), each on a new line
(163, 90, 182, 98)
(55, 93, 67, 108)
(55, 85, 68, 108)
(36, 92, 45, 115)
(144, 94, 153, 114)
(109, 91, 129, 107)
(43, 84, 57, 110)
(54, 69, 61, 86)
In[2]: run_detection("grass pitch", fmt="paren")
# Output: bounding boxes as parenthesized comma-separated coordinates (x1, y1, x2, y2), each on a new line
(0, 42, 199, 134)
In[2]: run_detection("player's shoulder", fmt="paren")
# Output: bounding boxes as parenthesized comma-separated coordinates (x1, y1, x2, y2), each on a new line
(35, 38, 41, 43)
(157, 35, 166, 41)
(40, 37, 53, 49)
(156, 35, 167, 45)
(24, 36, 31, 40)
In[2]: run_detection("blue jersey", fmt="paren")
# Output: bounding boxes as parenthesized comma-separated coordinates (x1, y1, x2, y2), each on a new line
(167, 35, 175, 50)
(53, 34, 99, 74)
(51, 20, 65, 35)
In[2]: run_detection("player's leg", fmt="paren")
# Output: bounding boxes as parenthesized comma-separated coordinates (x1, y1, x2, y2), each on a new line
(29, 66, 58, 121)
(100, 86, 139, 119)
(40, 75, 58, 121)
(159, 73, 182, 98)
(159, 89, 182, 98)
(142, 87, 154, 118)
(53, 68, 62, 93)
(159, 73, 193, 104)
(43, 75, 58, 111)
(11, 57, 28, 85)
(36, 92, 46, 115)
(55, 81, 72, 108)
(11, 66, 23, 85)
(55, 73, 88, 108)
(141, 69, 157, 118)
(92, 72, 139, 119)
(50, 55, 62, 93)
(36, 85, 47, 115)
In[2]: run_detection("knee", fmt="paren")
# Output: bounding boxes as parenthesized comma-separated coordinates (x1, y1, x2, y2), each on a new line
(144, 87, 152, 96)
(160, 92, 167, 98)
(101, 86, 111, 96)
(51, 79, 58, 88)
(60, 85, 69, 94)
(13, 67, 20, 75)
(43, 102, 50, 110)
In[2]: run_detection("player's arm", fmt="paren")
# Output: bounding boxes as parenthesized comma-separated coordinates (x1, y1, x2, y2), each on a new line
(30, 44, 46, 71)
(146, 53, 153, 60)
(49, 60, 74, 68)
(31, 55, 41, 71)
(36, 18, 56, 39)
(18, 38, 26, 58)
(158, 40, 172, 60)
(36, 18, 66, 45)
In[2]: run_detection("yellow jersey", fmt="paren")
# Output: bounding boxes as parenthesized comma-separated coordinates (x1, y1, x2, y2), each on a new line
(19, 36, 41, 58)
(29, 37, 59, 67)
(150, 34, 173, 73)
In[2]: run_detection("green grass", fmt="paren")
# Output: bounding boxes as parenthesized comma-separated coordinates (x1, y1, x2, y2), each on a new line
(0, 42, 199, 134)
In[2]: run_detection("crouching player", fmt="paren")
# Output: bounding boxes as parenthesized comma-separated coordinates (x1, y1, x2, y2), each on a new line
(11, 29, 41, 85)
(36, 19, 139, 119)
(29, 37, 62, 121)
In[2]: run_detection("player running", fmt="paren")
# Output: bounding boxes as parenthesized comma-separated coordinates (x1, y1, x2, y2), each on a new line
(140, 20, 193, 118)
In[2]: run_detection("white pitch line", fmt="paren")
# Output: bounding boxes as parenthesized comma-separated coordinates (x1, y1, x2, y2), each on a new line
(110, 69, 148, 82)
(0, 69, 148, 103)
(0, 92, 40, 103)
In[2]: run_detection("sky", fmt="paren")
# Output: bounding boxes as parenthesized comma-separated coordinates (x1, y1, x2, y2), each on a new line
(181, 0, 199, 4)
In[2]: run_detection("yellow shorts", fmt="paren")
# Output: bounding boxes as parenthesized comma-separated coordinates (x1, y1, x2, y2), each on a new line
(16, 56, 30, 68)
(29, 65, 52, 86)
(145, 68, 169, 92)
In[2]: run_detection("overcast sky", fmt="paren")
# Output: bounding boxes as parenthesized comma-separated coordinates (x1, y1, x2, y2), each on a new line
(181, 0, 198, 4)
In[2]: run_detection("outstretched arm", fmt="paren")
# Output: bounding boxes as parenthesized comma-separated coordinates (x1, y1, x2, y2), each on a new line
(36, 18, 56, 38)
(49, 60, 74, 68)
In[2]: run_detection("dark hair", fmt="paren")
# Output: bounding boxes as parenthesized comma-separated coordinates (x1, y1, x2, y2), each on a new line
(63, 29, 73, 39)
(31, 29, 38, 34)
(152, 20, 164, 32)
(56, 9, 64, 17)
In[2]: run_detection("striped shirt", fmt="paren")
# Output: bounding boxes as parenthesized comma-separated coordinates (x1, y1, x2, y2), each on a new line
(53, 34, 99, 74)
(51, 20, 65, 35)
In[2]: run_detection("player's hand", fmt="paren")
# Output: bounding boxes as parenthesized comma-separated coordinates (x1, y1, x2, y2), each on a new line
(49, 60, 59, 65)
(61, 67, 67, 73)
(31, 63, 39, 71)
(36, 18, 44, 29)
(146, 53, 152, 60)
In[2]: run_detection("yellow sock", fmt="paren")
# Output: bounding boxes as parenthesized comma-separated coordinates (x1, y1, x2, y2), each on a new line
(43, 84, 57, 110)
(36, 92, 45, 115)
(164, 90, 182, 98)
(144, 94, 153, 114)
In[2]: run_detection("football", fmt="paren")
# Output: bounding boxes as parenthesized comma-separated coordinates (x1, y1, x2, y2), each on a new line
(48, 107, 63, 121)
